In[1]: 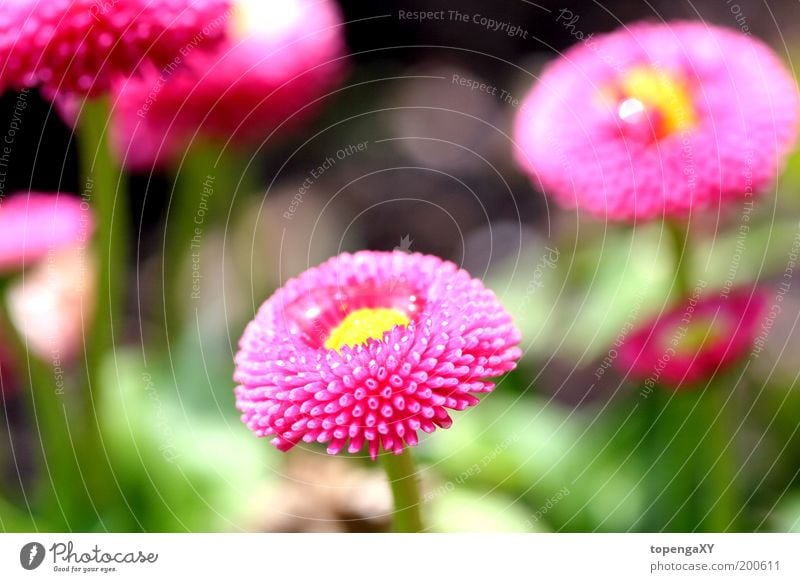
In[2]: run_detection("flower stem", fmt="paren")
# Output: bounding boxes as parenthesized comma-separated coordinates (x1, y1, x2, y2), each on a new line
(659, 218, 738, 532)
(78, 94, 128, 517)
(0, 278, 75, 529)
(163, 141, 244, 340)
(696, 380, 739, 531)
(666, 219, 692, 299)
(639, 220, 701, 531)
(380, 449, 424, 532)
(642, 388, 701, 532)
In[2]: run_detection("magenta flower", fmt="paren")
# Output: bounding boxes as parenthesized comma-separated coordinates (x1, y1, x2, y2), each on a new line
(0, 192, 93, 273)
(616, 289, 765, 389)
(513, 21, 800, 221)
(0, 0, 231, 96)
(234, 251, 522, 459)
(111, 0, 346, 170)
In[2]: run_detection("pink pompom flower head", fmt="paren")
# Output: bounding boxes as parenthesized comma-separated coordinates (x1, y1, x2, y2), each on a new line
(0, 0, 231, 96)
(234, 251, 522, 460)
(514, 21, 800, 221)
(112, 0, 346, 170)
(0, 192, 93, 273)
(616, 289, 765, 389)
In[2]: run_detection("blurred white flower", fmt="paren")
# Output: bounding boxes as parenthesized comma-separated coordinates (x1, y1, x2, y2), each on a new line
(7, 246, 95, 362)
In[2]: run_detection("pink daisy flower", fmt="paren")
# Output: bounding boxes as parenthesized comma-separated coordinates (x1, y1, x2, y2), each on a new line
(0, 192, 93, 273)
(234, 251, 522, 459)
(513, 21, 800, 221)
(111, 0, 346, 170)
(616, 289, 765, 389)
(0, 0, 231, 96)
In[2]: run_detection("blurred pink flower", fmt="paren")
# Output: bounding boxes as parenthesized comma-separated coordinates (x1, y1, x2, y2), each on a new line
(234, 250, 521, 459)
(112, 0, 346, 170)
(8, 245, 95, 361)
(617, 289, 765, 389)
(0, 0, 230, 96)
(514, 21, 800, 221)
(0, 193, 93, 273)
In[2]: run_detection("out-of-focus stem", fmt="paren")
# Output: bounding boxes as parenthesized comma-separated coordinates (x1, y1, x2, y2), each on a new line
(642, 388, 700, 532)
(163, 141, 251, 341)
(666, 219, 692, 299)
(78, 94, 128, 521)
(697, 381, 739, 532)
(0, 277, 74, 529)
(653, 218, 739, 532)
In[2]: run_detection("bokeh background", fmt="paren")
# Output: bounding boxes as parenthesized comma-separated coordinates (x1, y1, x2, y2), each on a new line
(2, 0, 800, 532)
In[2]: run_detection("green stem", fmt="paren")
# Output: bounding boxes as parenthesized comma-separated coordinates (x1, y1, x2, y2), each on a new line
(78, 94, 128, 518)
(642, 388, 701, 532)
(657, 218, 738, 532)
(380, 449, 424, 532)
(0, 278, 74, 529)
(640, 220, 700, 531)
(666, 219, 692, 299)
(165, 142, 217, 339)
(163, 141, 251, 341)
(697, 381, 739, 532)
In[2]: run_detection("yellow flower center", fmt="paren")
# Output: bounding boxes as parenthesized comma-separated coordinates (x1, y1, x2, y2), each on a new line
(667, 316, 725, 356)
(618, 67, 696, 135)
(230, 0, 304, 41)
(325, 307, 410, 352)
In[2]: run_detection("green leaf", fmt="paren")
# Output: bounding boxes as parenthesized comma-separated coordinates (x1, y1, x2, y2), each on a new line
(98, 350, 278, 531)
(419, 393, 644, 531)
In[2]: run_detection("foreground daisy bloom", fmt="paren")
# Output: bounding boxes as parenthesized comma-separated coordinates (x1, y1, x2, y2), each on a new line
(112, 0, 346, 170)
(0, 0, 230, 95)
(617, 290, 765, 388)
(0, 193, 93, 273)
(514, 21, 800, 221)
(234, 251, 522, 459)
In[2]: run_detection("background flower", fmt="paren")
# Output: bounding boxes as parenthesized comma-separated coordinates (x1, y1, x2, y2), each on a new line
(7, 245, 95, 361)
(0, 0, 231, 96)
(616, 289, 766, 388)
(111, 0, 347, 170)
(234, 250, 522, 459)
(0, 192, 92, 273)
(513, 21, 800, 221)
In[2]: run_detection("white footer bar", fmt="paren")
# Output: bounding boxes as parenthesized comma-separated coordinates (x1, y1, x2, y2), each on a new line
(1, 533, 797, 580)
